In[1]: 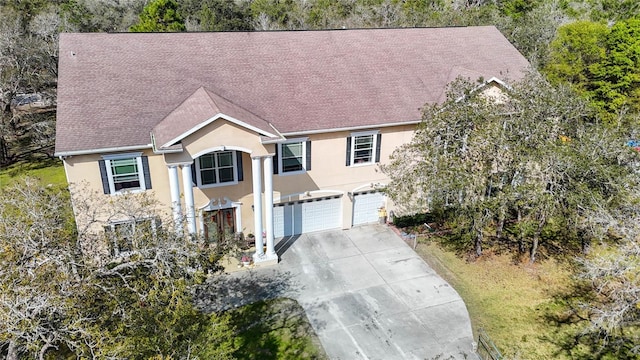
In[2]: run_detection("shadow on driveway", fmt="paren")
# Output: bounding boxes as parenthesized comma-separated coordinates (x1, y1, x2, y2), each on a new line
(197, 225, 475, 360)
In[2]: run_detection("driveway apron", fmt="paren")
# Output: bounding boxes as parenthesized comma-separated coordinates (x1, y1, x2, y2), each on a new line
(215, 225, 475, 359)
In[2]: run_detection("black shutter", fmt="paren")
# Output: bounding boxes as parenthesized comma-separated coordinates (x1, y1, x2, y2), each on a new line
(273, 145, 279, 174)
(191, 160, 197, 186)
(141, 156, 152, 189)
(98, 160, 110, 194)
(346, 137, 352, 166)
(375, 133, 382, 163)
(236, 151, 244, 181)
(306, 140, 312, 171)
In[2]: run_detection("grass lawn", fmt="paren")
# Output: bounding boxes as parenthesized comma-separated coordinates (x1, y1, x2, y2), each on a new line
(0, 158, 66, 188)
(415, 239, 579, 360)
(229, 297, 327, 359)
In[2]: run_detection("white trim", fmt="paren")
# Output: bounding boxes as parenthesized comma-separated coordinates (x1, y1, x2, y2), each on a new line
(105, 216, 158, 256)
(167, 165, 182, 235)
(275, 189, 345, 203)
(251, 157, 264, 258)
(55, 144, 152, 157)
(350, 130, 379, 137)
(160, 113, 278, 149)
(101, 152, 143, 160)
(104, 155, 146, 195)
(198, 197, 241, 211)
(485, 77, 510, 89)
(191, 145, 252, 160)
(277, 138, 308, 175)
(264, 156, 276, 257)
(454, 77, 512, 103)
(194, 150, 239, 188)
(182, 164, 197, 234)
(280, 120, 420, 137)
(350, 130, 379, 167)
(197, 197, 243, 234)
(261, 137, 287, 144)
(351, 182, 386, 193)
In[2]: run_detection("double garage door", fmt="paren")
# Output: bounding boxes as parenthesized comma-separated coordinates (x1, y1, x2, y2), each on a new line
(273, 195, 342, 238)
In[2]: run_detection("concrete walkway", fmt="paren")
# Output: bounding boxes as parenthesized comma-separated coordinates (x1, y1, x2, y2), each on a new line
(199, 225, 475, 359)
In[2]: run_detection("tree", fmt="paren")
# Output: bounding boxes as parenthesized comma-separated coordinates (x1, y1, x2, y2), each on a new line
(589, 18, 640, 118)
(382, 72, 637, 262)
(588, 0, 640, 22)
(198, 0, 253, 31)
(547, 18, 640, 123)
(0, 179, 235, 358)
(0, 179, 79, 359)
(546, 21, 609, 92)
(575, 200, 640, 356)
(130, 0, 186, 32)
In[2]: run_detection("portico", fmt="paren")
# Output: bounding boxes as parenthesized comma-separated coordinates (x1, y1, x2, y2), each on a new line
(165, 152, 278, 264)
(250, 154, 278, 264)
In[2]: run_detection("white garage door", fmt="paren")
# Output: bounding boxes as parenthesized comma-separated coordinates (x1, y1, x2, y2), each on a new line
(352, 191, 385, 226)
(273, 195, 342, 238)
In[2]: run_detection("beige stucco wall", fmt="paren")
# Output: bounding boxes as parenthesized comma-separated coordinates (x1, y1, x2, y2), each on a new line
(63, 119, 418, 237)
(62, 148, 172, 234)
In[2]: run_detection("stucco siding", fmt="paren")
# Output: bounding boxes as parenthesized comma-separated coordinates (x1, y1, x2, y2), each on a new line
(64, 122, 414, 236)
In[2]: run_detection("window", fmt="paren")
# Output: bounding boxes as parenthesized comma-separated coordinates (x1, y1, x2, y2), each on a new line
(275, 139, 311, 174)
(99, 153, 152, 195)
(110, 158, 140, 190)
(195, 150, 241, 187)
(105, 218, 157, 256)
(346, 131, 382, 166)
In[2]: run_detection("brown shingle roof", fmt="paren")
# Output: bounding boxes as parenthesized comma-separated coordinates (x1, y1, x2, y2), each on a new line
(55, 27, 530, 155)
(152, 87, 278, 149)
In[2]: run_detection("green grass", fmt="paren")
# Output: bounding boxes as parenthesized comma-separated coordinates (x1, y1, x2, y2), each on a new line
(415, 240, 577, 359)
(0, 158, 66, 188)
(229, 298, 327, 359)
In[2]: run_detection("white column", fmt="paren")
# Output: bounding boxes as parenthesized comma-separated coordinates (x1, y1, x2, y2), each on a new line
(198, 210, 205, 235)
(167, 165, 182, 235)
(234, 204, 242, 234)
(251, 156, 264, 258)
(263, 155, 276, 259)
(181, 164, 197, 235)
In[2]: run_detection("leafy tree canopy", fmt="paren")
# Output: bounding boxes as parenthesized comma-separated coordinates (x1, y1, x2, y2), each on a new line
(130, 0, 185, 32)
(382, 72, 638, 260)
(546, 18, 640, 123)
(0, 180, 233, 358)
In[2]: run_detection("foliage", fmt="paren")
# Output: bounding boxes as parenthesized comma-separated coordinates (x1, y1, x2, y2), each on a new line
(588, 0, 640, 22)
(129, 0, 186, 32)
(570, 200, 640, 355)
(416, 240, 576, 359)
(228, 298, 326, 360)
(0, 179, 232, 359)
(196, 0, 253, 31)
(392, 212, 436, 228)
(0, 158, 65, 189)
(0, 7, 59, 165)
(546, 18, 640, 122)
(0, 178, 78, 359)
(382, 72, 638, 262)
(546, 21, 609, 91)
(385, 72, 640, 350)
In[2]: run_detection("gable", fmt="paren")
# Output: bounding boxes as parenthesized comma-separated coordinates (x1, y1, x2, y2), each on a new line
(152, 87, 278, 151)
(181, 118, 272, 158)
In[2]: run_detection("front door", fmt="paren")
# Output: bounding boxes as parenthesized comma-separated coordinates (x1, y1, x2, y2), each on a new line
(203, 208, 235, 243)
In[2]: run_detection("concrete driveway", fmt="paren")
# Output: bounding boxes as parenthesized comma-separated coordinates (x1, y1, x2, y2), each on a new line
(199, 225, 475, 359)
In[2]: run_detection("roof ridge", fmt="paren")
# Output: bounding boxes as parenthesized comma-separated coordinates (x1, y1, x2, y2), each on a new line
(201, 87, 272, 126)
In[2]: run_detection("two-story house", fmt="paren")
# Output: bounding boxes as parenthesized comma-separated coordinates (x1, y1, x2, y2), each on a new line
(55, 26, 529, 264)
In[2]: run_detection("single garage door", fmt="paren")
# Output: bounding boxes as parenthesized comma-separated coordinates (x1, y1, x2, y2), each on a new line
(352, 191, 385, 226)
(273, 195, 342, 238)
